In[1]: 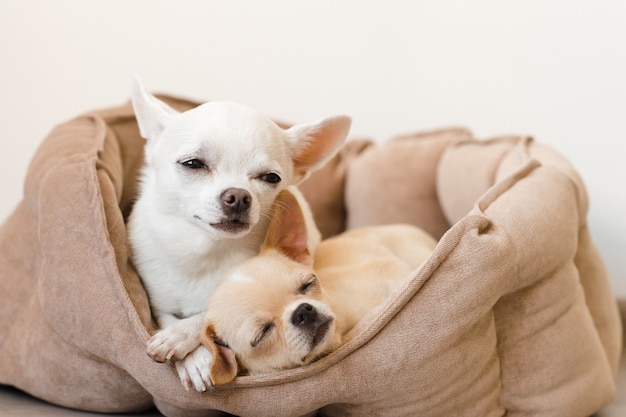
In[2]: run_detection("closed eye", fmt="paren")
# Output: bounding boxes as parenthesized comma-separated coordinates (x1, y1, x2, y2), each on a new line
(251, 322, 274, 348)
(299, 274, 318, 294)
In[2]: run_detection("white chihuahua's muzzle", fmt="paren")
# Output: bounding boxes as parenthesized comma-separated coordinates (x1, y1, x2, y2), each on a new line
(210, 187, 253, 234)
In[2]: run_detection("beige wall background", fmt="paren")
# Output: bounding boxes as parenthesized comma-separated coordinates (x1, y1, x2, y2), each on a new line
(1, 0, 625, 295)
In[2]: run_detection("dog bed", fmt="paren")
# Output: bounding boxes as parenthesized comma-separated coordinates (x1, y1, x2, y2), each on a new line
(0, 96, 621, 417)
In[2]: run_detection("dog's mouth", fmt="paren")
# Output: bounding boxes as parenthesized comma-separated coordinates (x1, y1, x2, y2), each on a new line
(299, 318, 333, 365)
(210, 219, 250, 234)
(311, 318, 331, 347)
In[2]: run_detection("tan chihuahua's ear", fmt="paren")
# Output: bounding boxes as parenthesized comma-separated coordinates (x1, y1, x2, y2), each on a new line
(286, 115, 351, 181)
(263, 189, 312, 265)
(201, 324, 238, 386)
(130, 74, 179, 141)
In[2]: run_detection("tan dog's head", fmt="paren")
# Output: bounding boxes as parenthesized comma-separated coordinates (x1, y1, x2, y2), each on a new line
(201, 189, 340, 385)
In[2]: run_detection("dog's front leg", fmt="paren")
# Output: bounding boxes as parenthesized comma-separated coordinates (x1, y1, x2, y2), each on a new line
(147, 314, 204, 362)
(174, 345, 214, 392)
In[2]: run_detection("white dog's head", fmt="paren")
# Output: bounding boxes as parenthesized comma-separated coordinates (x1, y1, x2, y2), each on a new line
(130, 75, 351, 239)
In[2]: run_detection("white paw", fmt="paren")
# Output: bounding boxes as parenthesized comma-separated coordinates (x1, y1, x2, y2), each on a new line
(175, 345, 214, 392)
(147, 323, 200, 362)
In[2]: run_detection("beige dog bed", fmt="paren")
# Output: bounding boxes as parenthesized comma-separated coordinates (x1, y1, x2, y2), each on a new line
(0, 96, 621, 417)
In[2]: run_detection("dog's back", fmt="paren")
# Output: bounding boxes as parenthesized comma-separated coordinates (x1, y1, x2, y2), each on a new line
(314, 224, 437, 336)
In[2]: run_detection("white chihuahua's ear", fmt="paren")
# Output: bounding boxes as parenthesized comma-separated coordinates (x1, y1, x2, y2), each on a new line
(201, 324, 238, 386)
(263, 189, 312, 265)
(130, 74, 179, 141)
(286, 115, 351, 180)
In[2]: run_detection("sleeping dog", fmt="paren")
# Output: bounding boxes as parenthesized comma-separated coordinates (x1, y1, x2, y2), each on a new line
(201, 189, 437, 385)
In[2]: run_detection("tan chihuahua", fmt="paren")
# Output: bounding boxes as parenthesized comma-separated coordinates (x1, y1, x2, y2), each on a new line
(202, 189, 437, 385)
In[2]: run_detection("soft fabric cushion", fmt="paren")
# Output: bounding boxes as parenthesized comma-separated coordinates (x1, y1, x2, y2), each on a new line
(0, 96, 621, 417)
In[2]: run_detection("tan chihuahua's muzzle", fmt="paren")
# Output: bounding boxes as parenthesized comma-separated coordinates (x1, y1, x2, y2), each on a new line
(290, 302, 333, 348)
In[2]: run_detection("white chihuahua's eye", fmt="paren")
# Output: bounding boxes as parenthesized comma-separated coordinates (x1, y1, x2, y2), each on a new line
(259, 172, 281, 185)
(299, 274, 318, 294)
(180, 159, 206, 170)
(251, 322, 274, 348)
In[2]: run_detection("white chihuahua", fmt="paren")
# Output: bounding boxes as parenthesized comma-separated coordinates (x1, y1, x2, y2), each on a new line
(127, 76, 350, 391)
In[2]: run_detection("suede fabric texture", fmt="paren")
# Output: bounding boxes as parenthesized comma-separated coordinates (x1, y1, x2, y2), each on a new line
(0, 96, 621, 417)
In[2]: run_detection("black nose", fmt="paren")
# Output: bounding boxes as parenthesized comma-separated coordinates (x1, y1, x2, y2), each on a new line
(220, 188, 251, 214)
(291, 303, 317, 327)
